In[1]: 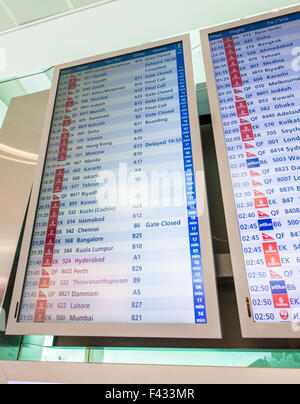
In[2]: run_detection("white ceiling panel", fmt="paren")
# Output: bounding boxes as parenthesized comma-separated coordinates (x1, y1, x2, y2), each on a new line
(0, 0, 299, 81)
(3, 0, 70, 24)
(0, 4, 15, 30)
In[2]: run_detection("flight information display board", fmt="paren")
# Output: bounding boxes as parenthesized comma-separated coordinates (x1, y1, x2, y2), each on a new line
(201, 6, 300, 338)
(7, 35, 221, 338)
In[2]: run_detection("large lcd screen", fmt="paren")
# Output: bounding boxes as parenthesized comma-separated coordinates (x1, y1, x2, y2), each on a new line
(7, 36, 220, 338)
(203, 9, 300, 334)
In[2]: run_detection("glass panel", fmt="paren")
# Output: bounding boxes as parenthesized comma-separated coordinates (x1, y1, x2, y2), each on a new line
(249, 352, 300, 369)
(88, 348, 105, 364)
(101, 348, 300, 369)
(0, 98, 8, 128)
(196, 84, 210, 116)
(0, 80, 26, 105)
(102, 348, 268, 367)
(190, 30, 206, 85)
(18, 73, 51, 94)
(45, 67, 55, 82)
(40, 347, 88, 363)
(18, 335, 53, 361)
(18, 335, 88, 362)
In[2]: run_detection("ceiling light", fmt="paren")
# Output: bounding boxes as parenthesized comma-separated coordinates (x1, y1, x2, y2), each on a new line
(0, 143, 38, 161)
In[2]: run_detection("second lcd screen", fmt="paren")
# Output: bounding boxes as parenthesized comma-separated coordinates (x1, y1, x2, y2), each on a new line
(208, 12, 300, 325)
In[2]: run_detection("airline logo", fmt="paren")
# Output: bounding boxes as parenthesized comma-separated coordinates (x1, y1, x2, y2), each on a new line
(236, 101, 247, 108)
(254, 190, 265, 197)
(247, 152, 257, 158)
(231, 74, 241, 81)
(232, 78, 243, 87)
(68, 76, 77, 91)
(236, 101, 249, 117)
(270, 280, 287, 295)
(49, 212, 58, 220)
(63, 117, 72, 127)
(34, 311, 46, 323)
(45, 236, 55, 246)
(258, 219, 274, 231)
(48, 219, 57, 227)
(252, 180, 263, 186)
(262, 233, 274, 241)
(229, 67, 239, 75)
(39, 277, 50, 289)
(44, 247, 54, 257)
(269, 270, 282, 279)
(273, 295, 290, 309)
(223, 39, 242, 87)
(232, 79, 243, 88)
(240, 124, 254, 141)
(58, 152, 67, 162)
(51, 201, 60, 210)
(53, 168, 65, 193)
(36, 300, 47, 311)
(42, 257, 53, 267)
(263, 242, 279, 255)
(254, 197, 269, 209)
(265, 254, 282, 268)
(250, 170, 261, 176)
(245, 143, 255, 149)
(47, 225, 57, 237)
(247, 158, 260, 169)
(242, 133, 255, 142)
(258, 211, 269, 218)
(53, 184, 63, 194)
(227, 54, 237, 61)
(60, 138, 69, 146)
(65, 96, 74, 108)
(280, 311, 289, 321)
(58, 146, 67, 154)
